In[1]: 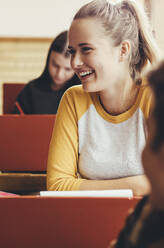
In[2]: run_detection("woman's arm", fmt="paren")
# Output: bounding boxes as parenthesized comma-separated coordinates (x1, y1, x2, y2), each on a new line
(47, 87, 86, 191)
(79, 174, 151, 196)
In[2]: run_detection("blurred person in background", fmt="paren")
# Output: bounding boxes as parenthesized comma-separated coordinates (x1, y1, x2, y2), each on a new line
(108, 61, 164, 248)
(13, 30, 81, 114)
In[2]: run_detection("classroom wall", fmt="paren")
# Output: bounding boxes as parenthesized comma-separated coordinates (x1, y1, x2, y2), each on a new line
(0, 38, 52, 113)
(0, 0, 90, 38)
(151, 0, 164, 57)
(0, 0, 147, 38)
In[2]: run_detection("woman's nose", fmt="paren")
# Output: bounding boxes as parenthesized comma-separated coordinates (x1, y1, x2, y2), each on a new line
(71, 53, 83, 70)
(56, 69, 64, 79)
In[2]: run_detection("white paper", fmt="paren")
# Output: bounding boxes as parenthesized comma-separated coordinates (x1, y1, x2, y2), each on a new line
(40, 189, 133, 198)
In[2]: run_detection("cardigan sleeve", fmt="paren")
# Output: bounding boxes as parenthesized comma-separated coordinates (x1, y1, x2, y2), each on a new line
(47, 88, 86, 191)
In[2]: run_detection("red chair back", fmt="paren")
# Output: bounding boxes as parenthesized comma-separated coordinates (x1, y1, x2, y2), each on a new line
(2, 83, 25, 114)
(0, 115, 55, 171)
(0, 196, 139, 248)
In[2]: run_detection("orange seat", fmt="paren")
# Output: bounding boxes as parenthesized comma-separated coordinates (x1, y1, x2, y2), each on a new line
(0, 115, 55, 193)
(0, 196, 139, 248)
(2, 82, 25, 114)
(0, 115, 55, 171)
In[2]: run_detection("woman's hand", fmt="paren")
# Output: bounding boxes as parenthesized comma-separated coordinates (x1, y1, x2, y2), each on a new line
(107, 239, 116, 248)
(79, 174, 151, 197)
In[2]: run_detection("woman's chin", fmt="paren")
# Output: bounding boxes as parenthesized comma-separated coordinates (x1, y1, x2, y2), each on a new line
(82, 80, 99, 93)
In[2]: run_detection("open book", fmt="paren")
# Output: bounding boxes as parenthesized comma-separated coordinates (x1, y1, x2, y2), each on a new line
(40, 189, 133, 198)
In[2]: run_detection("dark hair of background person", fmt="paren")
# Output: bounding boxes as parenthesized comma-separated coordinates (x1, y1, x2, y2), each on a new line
(147, 61, 164, 151)
(37, 30, 78, 83)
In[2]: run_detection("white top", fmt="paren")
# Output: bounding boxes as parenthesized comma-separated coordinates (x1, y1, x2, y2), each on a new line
(47, 84, 152, 191)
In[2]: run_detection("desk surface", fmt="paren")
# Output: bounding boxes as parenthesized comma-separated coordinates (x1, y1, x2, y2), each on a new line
(0, 173, 46, 193)
(0, 196, 139, 248)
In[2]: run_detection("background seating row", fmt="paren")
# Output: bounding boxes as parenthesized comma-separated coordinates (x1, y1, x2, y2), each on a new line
(2, 82, 25, 114)
(0, 115, 56, 193)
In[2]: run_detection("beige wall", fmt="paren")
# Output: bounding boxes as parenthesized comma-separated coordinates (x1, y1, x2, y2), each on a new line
(0, 0, 90, 38)
(0, 38, 52, 114)
(152, 0, 164, 57)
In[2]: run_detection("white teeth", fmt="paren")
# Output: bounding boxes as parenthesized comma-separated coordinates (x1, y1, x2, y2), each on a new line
(79, 70, 93, 77)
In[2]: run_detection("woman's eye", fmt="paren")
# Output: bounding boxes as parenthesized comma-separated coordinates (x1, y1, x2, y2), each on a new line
(81, 47, 92, 53)
(52, 61, 58, 68)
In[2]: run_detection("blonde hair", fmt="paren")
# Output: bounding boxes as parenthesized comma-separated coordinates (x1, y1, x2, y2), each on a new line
(73, 0, 159, 83)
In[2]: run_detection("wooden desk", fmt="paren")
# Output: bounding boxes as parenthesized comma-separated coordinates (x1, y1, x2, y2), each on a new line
(0, 172, 46, 193)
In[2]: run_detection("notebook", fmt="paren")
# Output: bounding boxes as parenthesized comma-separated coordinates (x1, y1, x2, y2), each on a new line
(40, 189, 133, 198)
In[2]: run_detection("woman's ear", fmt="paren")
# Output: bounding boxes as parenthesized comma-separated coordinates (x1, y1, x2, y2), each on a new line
(120, 40, 131, 61)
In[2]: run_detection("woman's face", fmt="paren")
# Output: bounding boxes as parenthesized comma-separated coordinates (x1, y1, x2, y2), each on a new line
(68, 18, 121, 93)
(48, 51, 74, 90)
(142, 115, 164, 208)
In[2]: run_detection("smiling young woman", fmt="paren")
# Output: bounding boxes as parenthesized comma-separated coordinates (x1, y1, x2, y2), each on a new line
(47, 0, 159, 195)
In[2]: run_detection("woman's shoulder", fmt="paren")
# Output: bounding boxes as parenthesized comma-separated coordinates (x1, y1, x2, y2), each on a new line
(60, 85, 95, 117)
(66, 85, 84, 93)
(64, 85, 92, 100)
(138, 78, 153, 118)
(26, 78, 43, 88)
(141, 77, 154, 94)
(21, 78, 38, 91)
(22, 78, 51, 94)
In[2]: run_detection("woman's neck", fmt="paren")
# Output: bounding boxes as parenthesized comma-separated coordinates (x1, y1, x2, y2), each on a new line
(51, 82, 65, 91)
(99, 78, 140, 115)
